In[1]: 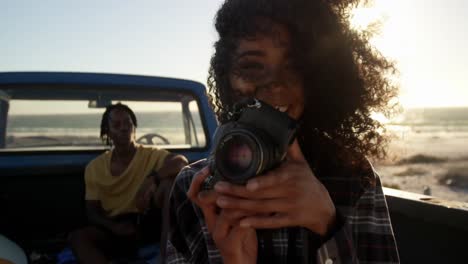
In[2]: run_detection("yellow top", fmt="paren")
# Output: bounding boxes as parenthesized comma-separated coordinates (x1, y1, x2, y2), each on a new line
(84, 145, 170, 217)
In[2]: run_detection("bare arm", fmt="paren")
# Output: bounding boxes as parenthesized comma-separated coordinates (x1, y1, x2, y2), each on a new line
(157, 153, 189, 180)
(136, 153, 189, 211)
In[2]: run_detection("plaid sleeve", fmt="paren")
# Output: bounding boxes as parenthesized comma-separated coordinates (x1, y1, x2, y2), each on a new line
(166, 161, 211, 264)
(316, 173, 400, 264)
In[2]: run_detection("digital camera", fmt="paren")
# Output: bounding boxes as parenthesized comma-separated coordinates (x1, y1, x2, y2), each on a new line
(203, 98, 297, 189)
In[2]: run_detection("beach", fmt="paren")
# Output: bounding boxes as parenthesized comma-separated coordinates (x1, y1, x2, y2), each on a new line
(373, 108, 468, 203)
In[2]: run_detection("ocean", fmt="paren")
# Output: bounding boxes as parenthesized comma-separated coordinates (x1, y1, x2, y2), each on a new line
(8, 107, 468, 141)
(7, 107, 468, 146)
(386, 107, 468, 135)
(381, 107, 468, 158)
(6, 111, 205, 147)
(5, 107, 468, 201)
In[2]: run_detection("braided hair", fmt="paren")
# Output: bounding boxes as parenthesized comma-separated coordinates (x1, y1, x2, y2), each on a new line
(100, 103, 138, 146)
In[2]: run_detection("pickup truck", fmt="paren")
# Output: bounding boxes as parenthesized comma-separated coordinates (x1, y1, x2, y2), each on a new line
(1, 72, 467, 263)
(0, 72, 217, 263)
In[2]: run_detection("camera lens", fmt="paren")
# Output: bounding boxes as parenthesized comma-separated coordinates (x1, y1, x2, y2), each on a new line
(216, 132, 263, 184)
(209, 100, 297, 188)
(223, 140, 253, 173)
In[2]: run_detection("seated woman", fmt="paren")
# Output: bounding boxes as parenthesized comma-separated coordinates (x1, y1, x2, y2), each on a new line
(69, 103, 188, 264)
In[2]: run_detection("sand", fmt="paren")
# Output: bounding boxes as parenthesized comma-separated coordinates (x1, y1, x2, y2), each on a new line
(373, 130, 468, 203)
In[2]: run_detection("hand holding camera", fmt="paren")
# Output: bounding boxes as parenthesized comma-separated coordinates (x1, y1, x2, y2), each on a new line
(214, 139, 337, 236)
(187, 166, 258, 264)
(188, 98, 337, 263)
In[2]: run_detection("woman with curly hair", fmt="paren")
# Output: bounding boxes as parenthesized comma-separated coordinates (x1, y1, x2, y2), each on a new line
(166, 0, 399, 263)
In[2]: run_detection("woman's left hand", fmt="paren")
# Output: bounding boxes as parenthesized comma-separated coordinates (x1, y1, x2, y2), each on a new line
(214, 139, 336, 236)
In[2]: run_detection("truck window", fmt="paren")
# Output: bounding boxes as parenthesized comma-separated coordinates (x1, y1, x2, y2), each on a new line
(2, 99, 206, 150)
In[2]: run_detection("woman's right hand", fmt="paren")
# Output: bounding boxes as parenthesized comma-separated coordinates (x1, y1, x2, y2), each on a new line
(187, 166, 258, 264)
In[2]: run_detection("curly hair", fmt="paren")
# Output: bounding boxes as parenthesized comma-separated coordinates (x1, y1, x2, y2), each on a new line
(207, 0, 398, 179)
(100, 103, 138, 146)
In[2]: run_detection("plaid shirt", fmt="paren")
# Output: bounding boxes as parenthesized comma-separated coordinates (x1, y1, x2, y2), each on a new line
(166, 159, 399, 264)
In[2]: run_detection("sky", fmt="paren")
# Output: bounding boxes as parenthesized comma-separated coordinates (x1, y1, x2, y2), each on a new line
(2, 0, 468, 112)
(352, 0, 468, 108)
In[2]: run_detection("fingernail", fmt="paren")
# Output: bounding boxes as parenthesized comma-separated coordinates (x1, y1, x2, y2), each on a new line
(216, 197, 227, 206)
(240, 220, 250, 227)
(214, 182, 229, 191)
(198, 192, 207, 199)
(247, 181, 259, 191)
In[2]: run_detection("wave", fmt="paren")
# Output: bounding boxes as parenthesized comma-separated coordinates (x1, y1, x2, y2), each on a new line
(396, 154, 448, 165)
(388, 107, 468, 127)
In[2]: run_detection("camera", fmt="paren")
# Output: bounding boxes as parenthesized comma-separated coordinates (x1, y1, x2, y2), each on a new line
(203, 98, 297, 189)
